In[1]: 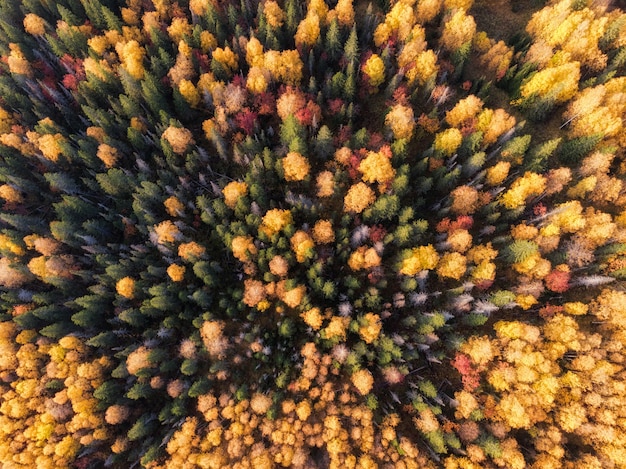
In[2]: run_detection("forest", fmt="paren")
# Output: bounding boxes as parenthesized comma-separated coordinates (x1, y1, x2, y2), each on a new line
(0, 0, 626, 467)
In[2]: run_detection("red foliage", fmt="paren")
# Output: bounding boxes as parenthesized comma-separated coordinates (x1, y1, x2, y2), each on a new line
(235, 108, 258, 135)
(451, 353, 481, 391)
(347, 149, 366, 180)
(368, 266, 384, 285)
(460, 118, 477, 136)
(368, 132, 384, 150)
(538, 304, 564, 319)
(392, 85, 409, 105)
(379, 144, 392, 159)
(254, 92, 276, 115)
(452, 215, 474, 231)
(327, 98, 344, 115)
(436, 217, 451, 233)
(336, 125, 352, 145)
(436, 216, 474, 233)
(369, 225, 387, 243)
(474, 279, 494, 291)
(232, 74, 246, 89)
(533, 203, 547, 217)
(62, 74, 79, 90)
(545, 269, 570, 293)
(194, 51, 211, 72)
(428, 156, 444, 171)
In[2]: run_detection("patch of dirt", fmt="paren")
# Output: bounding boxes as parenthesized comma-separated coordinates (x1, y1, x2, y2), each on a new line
(470, 0, 541, 43)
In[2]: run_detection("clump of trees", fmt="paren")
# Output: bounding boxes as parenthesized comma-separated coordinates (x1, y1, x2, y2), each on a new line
(0, 0, 626, 467)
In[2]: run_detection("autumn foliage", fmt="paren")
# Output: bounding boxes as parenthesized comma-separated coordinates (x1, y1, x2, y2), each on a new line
(1, 0, 626, 468)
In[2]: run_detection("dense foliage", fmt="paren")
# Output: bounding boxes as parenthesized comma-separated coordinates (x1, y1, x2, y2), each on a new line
(1, 0, 626, 467)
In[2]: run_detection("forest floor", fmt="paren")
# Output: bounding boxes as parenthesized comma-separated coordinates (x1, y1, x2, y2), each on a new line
(470, 0, 541, 42)
(470, 0, 566, 146)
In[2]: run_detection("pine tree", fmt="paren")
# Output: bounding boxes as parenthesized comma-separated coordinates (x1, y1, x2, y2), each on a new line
(325, 17, 342, 61)
(344, 25, 359, 65)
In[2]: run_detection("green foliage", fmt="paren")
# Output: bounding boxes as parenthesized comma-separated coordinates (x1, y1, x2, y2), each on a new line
(503, 240, 539, 263)
(558, 134, 603, 165)
(127, 414, 157, 441)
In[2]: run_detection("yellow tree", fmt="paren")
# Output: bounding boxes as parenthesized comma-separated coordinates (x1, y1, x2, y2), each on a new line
(440, 9, 476, 52)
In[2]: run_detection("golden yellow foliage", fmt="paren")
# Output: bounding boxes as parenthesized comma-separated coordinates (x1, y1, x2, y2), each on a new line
(7, 43, 32, 76)
(164, 196, 185, 217)
(178, 241, 206, 261)
(500, 172, 547, 209)
(323, 316, 350, 341)
(397, 26, 427, 68)
(260, 209, 292, 237)
(295, 400, 311, 421)
(212, 46, 238, 71)
(447, 229, 473, 253)
(385, 104, 416, 140)
(437, 252, 467, 280)
(200, 320, 229, 358)
(162, 126, 194, 154)
(263, 49, 303, 86)
(167, 17, 192, 44)
(295, 13, 321, 48)
(359, 313, 382, 344)
(359, 150, 395, 189)
(378, 1, 415, 43)
(344, 183, 376, 213)
(278, 282, 305, 308)
(222, 181, 248, 208)
(520, 62, 580, 104)
(291, 230, 315, 263)
(37, 133, 65, 162)
(23, 13, 46, 36)
(351, 369, 374, 395)
(246, 66, 269, 94)
(282, 152, 311, 181)
(153, 220, 182, 244)
(454, 390, 479, 419)
(118, 40, 145, 79)
(549, 201, 586, 233)
(96, 143, 118, 168)
(178, 79, 200, 107)
(116, 276, 135, 299)
(301, 307, 324, 330)
(440, 9, 476, 51)
(400, 245, 440, 275)
(362, 54, 385, 88)
(312, 219, 335, 244)
(406, 49, 439, 86)
(264, 0, 285, 28)
(434, 128, 463, 156)
(0, 184, 23, 204)
(199, 31, 217, 52)
(446, 95, 483, 128)
(477, 108, 516, 146)
(334, 0, 355, 26)
(231, 236, 257, 262)
(167, 264, 186, 282)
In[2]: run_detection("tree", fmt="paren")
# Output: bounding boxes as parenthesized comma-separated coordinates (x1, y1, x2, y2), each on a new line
(440, 8, 476, 52)
(362, 54, 385, 88)
(385, 104, 415, 140)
